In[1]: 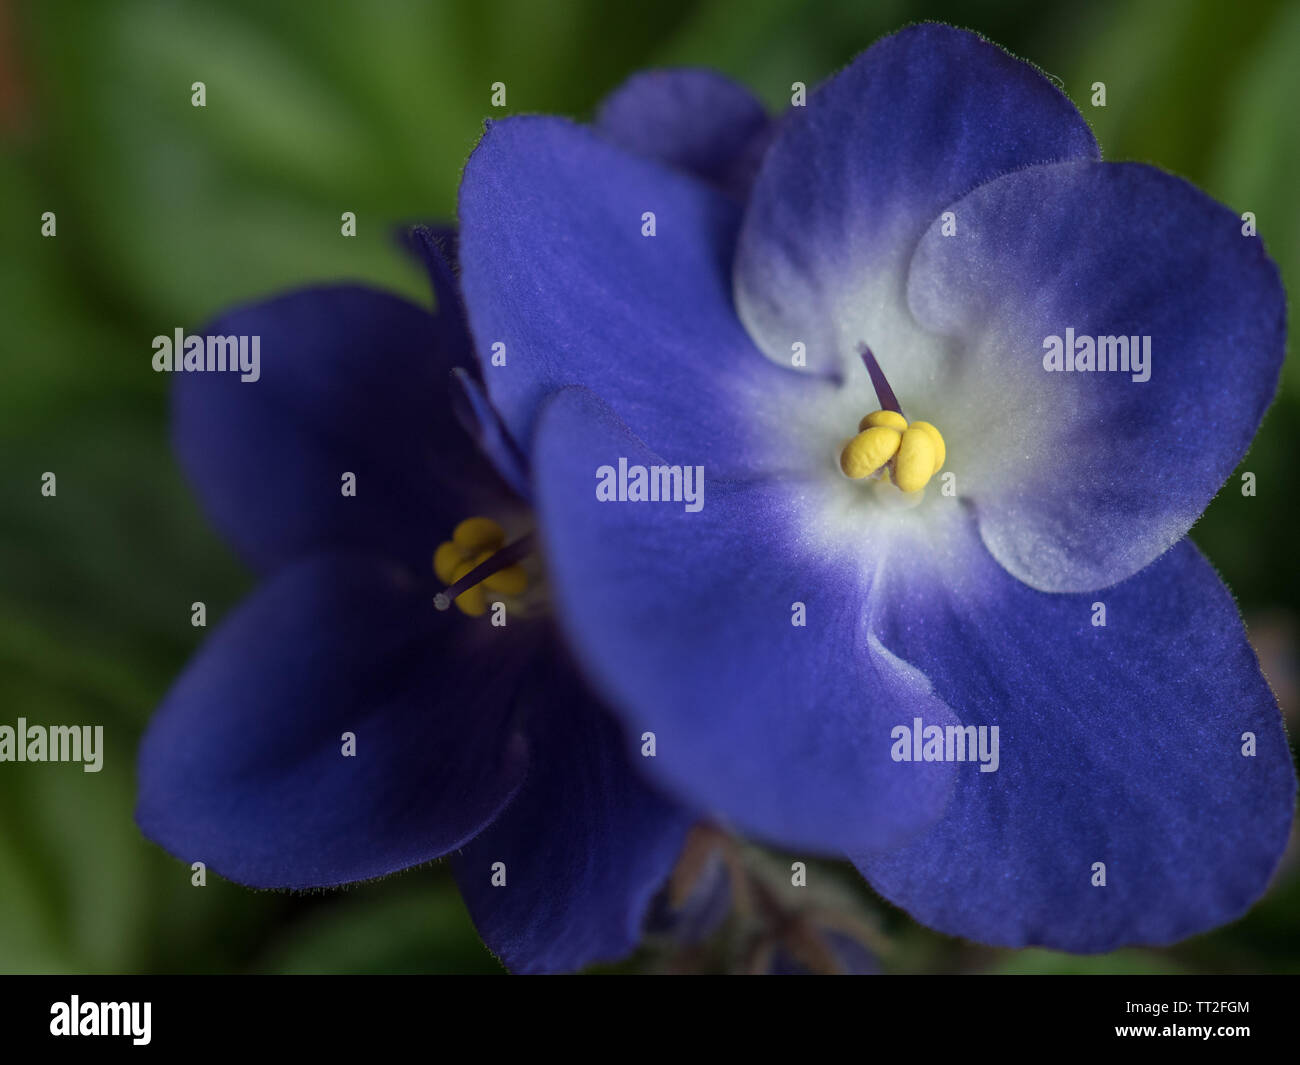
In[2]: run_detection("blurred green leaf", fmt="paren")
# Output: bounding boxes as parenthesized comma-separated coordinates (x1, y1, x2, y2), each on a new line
(262, 873, 502, 974)
(0, 682, 146, 972)
(3, 0, 1296, 977)
(989, 948, 1186, 975)
(1211, 1, 1300, 393)
(1063, 0, 1283, 183)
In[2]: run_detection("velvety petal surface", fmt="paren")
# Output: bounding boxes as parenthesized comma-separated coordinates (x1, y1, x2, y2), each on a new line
(174, 285, 510, 575)
(857, 524, 1296, 952)
(137, 553, 529, 888)
(595, 67, 771, 200)
(905, 160, 1287, 591)
(733, 23, 1099, 384)
(453, 642, 693, 973)
(458, 115, 828, 479)
(531, 386, 959, 854)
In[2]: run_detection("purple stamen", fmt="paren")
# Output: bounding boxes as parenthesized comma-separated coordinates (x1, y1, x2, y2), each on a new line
(434, 531, 537, 611)
(857, 343, 903, 416)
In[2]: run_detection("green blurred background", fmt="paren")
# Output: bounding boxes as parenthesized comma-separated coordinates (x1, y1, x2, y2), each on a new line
(1, 0, 1296, 974)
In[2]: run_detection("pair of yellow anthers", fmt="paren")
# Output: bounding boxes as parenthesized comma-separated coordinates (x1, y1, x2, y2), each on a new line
(839, 409, 946, 493)
(433, 517, 528, 616)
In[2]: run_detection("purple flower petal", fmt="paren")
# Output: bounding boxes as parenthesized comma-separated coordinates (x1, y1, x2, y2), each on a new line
(399, 224, 473, 357)
(529, 386, 959, 853)
(448, 366, 532, 500)
(457, 115, 826, 478)
(733, 23, 1099, 381)
(595, 67, 772, 200)
(136, 552, 529, 888)
(905, 160, 1286, 591)
(452, 641, 692, 973)
(857, 523, 1296, 951)
(174, 285, 509, 575)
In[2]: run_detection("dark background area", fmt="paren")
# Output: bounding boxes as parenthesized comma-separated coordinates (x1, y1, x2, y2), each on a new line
(1, 0, 1296, 973)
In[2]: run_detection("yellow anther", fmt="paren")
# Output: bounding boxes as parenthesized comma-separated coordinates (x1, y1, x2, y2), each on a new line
(465, 549, 530, 598)
(450, 558, 488, 617)
(840, 426, 903, 479)
(893, 426, 937, 493)
(435, 522, 530, 616)
(858, 409, 908, 433)
(907, 421, 946, 475)
(484, 565, 528, 596)
(433, 541, 463, 585)
(452, 516, 505, 555)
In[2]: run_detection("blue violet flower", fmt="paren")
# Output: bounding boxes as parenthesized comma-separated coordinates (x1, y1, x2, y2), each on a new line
(455, 24, 1296, 951)
(135, 230, 696, 973)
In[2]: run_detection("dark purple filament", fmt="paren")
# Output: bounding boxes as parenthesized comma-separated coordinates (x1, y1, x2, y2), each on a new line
(434, 532, 537, 611)
(857, 343, 903, 416)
